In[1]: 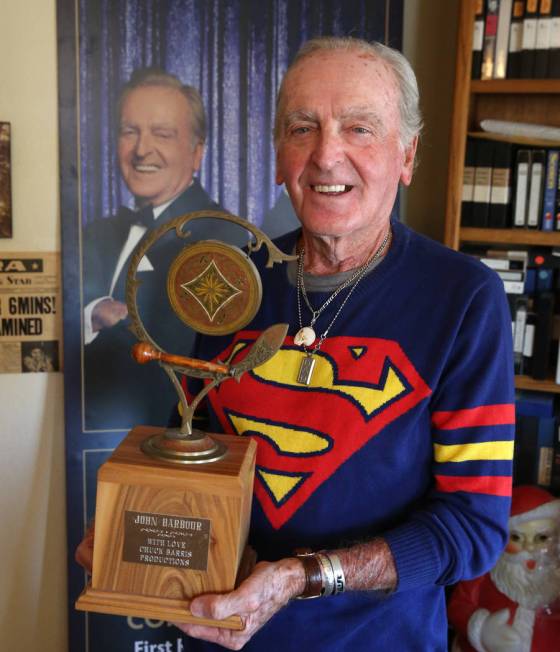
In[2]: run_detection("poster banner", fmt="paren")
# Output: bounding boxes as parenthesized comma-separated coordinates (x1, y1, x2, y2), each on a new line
(57, 1, 403, 650)
(0, 252, 61, 372)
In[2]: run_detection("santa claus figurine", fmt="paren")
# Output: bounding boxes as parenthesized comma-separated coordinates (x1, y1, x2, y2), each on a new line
(449, 485, 560, 652)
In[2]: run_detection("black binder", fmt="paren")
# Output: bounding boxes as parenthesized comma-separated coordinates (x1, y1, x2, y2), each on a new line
(508, 0, 527, 78)
(461, 138, 477, 226)
(472, 139, 495, 227)
(521, 0, 540, 77)
(534, 0, 554, 77)
(531, 290, 555, 380)
(489, 141, 515, 227)
(548, 0, 560, 77)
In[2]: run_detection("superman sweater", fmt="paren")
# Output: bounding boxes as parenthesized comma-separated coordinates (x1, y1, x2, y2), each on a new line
(183, 219, 515, 652)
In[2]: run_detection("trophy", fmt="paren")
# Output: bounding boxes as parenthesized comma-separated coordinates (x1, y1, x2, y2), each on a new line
(76, 211, 295, 629)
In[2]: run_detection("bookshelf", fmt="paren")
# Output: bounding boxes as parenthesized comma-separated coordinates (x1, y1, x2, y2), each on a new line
(444, 0, 560, 393)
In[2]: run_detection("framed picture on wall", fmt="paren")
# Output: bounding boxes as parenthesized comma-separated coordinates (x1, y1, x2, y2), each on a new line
(0, 122, 12, 239)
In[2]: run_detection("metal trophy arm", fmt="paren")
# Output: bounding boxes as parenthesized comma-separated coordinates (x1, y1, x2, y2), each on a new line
(126, 210, 297, 347)
(125, 210, 293, 463)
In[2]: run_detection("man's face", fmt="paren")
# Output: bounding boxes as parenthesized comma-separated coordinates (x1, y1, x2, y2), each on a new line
(275, 50, 417, 240)
(31, 348, 43, 361)
(118, 85, 204, 207)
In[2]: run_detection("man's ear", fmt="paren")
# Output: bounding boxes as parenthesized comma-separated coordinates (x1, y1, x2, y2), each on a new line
(399, 135, 418, 187)
(193, 142, 204, 173)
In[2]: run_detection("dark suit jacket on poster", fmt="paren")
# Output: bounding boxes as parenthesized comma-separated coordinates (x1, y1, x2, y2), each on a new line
(83, 179, 245, 431)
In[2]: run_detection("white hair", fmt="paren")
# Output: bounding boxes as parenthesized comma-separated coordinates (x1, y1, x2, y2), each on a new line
(274, 36, 423, 148)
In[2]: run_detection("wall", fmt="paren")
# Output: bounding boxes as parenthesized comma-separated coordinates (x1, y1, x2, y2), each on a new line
(0, 1, 459, 650)
(0, 1, 67, 651)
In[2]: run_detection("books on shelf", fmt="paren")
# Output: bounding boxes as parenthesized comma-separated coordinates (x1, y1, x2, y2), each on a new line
(460, 137, 560, 230)
(462, 245, 560, 389)
(473, 0, 560, 78)
(515, 391, 560, 490)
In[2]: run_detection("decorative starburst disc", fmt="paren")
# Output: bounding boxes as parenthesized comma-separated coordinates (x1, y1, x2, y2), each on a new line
(167, 240, 262, 335)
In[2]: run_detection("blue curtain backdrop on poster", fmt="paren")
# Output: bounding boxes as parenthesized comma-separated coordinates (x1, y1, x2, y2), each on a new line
(59, 1, 404, 650)
(77, 0, 401, 227)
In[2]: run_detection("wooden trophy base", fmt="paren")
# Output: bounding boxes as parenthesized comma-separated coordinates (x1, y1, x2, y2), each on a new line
(75, 426, 256, 629)
(76, 584, 243, 629)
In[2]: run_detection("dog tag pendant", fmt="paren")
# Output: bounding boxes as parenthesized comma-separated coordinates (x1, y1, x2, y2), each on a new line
(297, 354, 316, 385)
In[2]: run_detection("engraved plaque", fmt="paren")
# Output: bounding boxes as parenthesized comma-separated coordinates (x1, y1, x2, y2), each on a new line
(123, 510, 211, 572)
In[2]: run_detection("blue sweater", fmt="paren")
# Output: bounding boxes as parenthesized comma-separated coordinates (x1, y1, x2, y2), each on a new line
(185, 219, 515, 651)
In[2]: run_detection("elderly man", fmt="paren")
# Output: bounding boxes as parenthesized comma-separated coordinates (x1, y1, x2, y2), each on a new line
(171, 37, 515, 650)
(83, 69, 242, 430)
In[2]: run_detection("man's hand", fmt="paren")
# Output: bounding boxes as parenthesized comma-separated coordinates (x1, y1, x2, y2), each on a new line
(173, 557, 305, 650)
(75, 524, 95, 575)
(92, 298, 128, 332)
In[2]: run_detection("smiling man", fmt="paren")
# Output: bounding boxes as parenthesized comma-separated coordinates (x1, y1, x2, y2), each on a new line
(82, 69, 240, 430)
(169, 37, 515, 651)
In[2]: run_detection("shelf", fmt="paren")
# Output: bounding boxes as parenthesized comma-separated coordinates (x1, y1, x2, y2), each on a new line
(460, 228, 560, 246)
(515, 375, 560, 393)
(467, 130, 560, 148)
(471, 79, 560, 94)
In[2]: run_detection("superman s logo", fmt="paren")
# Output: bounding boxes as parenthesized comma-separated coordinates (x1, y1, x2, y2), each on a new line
(208, 333, 431, 529)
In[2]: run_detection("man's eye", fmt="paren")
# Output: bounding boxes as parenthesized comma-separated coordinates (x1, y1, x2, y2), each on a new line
(290, 126, 311, 136)
(351, 126, 371, 135)
(510, 532, 522, 543)
(119, 128, 136, 137)
(154, 131, 174, 139)
(535, 533, 551, 543)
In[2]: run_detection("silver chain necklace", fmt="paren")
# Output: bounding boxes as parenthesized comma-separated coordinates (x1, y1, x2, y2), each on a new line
(295, 227, 391, 385)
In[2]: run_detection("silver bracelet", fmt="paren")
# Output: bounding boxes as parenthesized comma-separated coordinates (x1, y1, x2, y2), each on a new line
(315, 553, 335, 596)
(325, 552, 346, 595)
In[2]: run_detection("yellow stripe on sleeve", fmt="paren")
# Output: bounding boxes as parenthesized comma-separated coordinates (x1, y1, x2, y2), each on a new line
(434, 440, 514, 463)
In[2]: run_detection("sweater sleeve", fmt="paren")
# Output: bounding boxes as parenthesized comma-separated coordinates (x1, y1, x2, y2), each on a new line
(384, 271, 515, 591)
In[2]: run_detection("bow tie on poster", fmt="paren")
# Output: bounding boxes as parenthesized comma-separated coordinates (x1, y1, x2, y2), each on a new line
(118, 205, 154, 229)
(134, 205, 155, 228)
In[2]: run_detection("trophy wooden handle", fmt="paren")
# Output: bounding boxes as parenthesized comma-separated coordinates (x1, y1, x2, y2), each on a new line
(132, 342, 229, 374)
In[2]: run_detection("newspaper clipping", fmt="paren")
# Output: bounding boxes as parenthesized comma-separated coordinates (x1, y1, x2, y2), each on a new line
(0, 252, 61, 373)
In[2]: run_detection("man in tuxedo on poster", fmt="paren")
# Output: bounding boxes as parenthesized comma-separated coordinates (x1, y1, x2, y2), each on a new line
(83, 69, 242, 431)
(78, 37, 515, 650)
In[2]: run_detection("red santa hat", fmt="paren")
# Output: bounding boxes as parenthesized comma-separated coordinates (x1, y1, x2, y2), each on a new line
(509, 485, 560, 528)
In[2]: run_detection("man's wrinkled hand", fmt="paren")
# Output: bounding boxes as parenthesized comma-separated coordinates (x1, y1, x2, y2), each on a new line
(172, 557, 305, 651)
(92, 298, 128, 332)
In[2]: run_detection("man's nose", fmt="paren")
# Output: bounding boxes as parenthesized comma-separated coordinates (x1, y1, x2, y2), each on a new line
(311, 129, 344, 170)
(134, 131, 153, 157)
